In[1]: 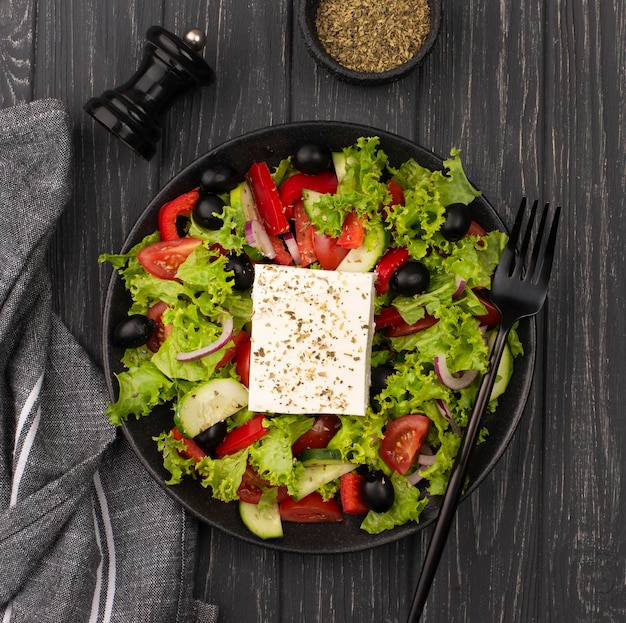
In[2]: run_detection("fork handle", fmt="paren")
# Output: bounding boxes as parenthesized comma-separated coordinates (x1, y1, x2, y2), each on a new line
(407, 325, 512, 623)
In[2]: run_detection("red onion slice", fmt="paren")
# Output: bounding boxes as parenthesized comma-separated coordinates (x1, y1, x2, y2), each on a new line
(433, 354, 479, 390)
(452, 275, 467, 299)
(245, 220, 276, 259)
(406, 470, 425, 486)
(435, 399, 462, 435)
(417, 453, 437, 467)
(282, 232, 302, 265)
(176, 314, 234, 362)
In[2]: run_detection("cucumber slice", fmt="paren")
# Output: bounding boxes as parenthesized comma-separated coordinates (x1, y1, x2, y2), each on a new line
(336, 222, 388, 273)
(292, 462, 356, 500)
(302, 189, 326, 222)
(332, 152, 347, 183)
(174, 378, 248, 438)
(490, 342, 514, 401)
(299, 448, 344, 467)
(239, 501, 283, 540)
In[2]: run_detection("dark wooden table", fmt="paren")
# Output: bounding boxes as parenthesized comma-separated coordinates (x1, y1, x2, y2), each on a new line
(3, 1, 624, 621)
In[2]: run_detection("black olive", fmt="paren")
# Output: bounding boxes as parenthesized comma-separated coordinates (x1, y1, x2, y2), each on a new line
(369, 363, 395, 409)
(389, 261, 430, 296)
(195, 420, 228, 454)
(292, 143, 332, 175)
(225, 253, 255, 290)
(112, 314, 155, 348)
(200, 163, 242, 194)
(441, 203, 471, 241)
(361, 470, 395, 513)
(193, 194, 225, 230)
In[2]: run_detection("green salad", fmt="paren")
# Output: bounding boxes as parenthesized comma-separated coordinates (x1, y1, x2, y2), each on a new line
(100, 137, 522, 540)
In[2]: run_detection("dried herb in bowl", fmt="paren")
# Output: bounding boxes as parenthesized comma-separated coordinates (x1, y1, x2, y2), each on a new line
(315, 0, 431, 74)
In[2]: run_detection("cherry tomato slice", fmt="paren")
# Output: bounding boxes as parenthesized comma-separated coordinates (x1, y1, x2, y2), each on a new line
(291, 415, 341, 456)
(237, 464, 289, 504)
(375, 247, 410, 295)
(474, 289, 502, 328)
(380, 414, 430, 475)
(336, 211, 366, 249)
(215, 414, 268, 458)
(137, 238, 202, 280)
(146, 301, 172, 352)
(312, 233, 349, 270)
(339, 473, 369, 515)
(279, 170, 338, 208)
(279, 492, 344, 523)
(157, 188, 200, 241)
(293, 199, 318, 267)
(171, 426, 206, 462)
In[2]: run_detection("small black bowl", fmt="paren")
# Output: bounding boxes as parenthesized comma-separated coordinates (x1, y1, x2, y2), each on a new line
(299, 0, 442, 85)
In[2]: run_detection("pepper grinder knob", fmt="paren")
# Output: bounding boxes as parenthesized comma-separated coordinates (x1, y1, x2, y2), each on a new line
(84, 26, 215, 160)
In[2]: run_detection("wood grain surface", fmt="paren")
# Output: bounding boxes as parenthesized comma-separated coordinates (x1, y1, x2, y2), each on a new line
(1, 0, 624, 621)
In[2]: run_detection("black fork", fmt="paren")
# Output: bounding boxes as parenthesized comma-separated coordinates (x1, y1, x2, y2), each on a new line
(407, 198, 561, 622)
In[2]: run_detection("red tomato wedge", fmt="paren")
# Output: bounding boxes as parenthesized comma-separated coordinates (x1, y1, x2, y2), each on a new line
(374, 247, 410, 295)
(380, 415, 430, 475)
(336, 211, 366, 249)
(137, 238, 202, 280)
(146, 301, 172, 352)
(171, 426, 206, 462)
(279, 492, 344, 523)
(312, 233, 349, 270)
(293, 199, 318, 267)
(467, 220, 488, 237)
(269, 234, 294, 266)
(215, 330, 249, 371)
(237, 464, 289, 505)
(234, 331, 252, 387)
(215, 414, 268, 458)
(474, 289, 502, 328)
(246, 162, 290, 235)
(386, 179, 405, 207)
(340, 473, 369, 515)
(279, 170, 338, 208)
(291, 415, 341, 456)
(158, 188, 199, 241)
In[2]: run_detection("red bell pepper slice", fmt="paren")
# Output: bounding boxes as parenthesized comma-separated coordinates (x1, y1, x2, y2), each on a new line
(215, 414, 268, 458)
(336, 211, 366, 249)
(158, 188, 200, 241)
(246, 162, 290, 235)
(279, 170, 338, 209)
(171, 426, 206, 462)
(374, 247, 410, 295)
(293, 199, 318, 267)
(279, 492, 344, 523)
(339, 473, 369, 515)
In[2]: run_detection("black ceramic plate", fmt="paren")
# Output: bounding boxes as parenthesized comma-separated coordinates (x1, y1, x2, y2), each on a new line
(102, 121, 536, 554)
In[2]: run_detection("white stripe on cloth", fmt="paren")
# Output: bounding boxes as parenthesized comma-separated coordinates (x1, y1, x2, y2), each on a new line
(91, 470, 116, 623)
(3, 376, 44, 622)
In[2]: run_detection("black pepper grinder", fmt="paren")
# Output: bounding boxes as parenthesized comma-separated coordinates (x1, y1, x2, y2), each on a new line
(84, 26, 215, 160)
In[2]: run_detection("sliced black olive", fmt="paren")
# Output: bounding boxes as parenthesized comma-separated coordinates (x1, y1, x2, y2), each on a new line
(441, 203, 471, 241)
(200, 163, 243, 194)
(112, 314, 155, 348)
(292, 143, 332, 175)
(369, 363, 395, 409)
(193, 194, 225, 230)
(195, 420, 228, 455)
(225, 253, 255, 290)
(389, 261, 430, 296)
(361, 470, 395, 513)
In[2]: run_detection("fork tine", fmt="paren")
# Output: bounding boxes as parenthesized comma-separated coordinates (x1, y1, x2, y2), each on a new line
(499, 197, 527, 275)
(515, 199, 539, 278)
(528, 202, 550, 280)
(535, 204, 561, 285)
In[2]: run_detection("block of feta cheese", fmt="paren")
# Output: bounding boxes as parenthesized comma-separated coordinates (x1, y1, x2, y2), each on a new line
(248, 264, 375, 416)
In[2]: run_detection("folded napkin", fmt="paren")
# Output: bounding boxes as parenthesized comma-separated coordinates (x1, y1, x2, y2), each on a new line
(0, 100, 218, 623)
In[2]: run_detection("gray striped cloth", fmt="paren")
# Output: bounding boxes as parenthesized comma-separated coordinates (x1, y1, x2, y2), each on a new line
(0, 100, 218, 623)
